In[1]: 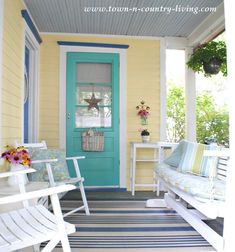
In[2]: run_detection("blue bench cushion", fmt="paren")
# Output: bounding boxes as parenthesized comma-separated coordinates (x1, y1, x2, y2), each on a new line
(156, 163, 225, 201)
(29, 148, 70, 182)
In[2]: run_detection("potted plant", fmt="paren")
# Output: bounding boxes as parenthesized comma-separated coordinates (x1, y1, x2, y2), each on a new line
(186, 41, 227, 77)
(139, 128, 150, 143)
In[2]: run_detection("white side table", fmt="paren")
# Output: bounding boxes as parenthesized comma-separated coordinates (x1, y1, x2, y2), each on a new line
(0, 180, 49, 213)
(130, 142, 177, 196)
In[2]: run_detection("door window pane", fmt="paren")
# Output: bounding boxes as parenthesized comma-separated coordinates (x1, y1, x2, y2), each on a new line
(76, 107, 111, 128)
(76, 85, 111, 106)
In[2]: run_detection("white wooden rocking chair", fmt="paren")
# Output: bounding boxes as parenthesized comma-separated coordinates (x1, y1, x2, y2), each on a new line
(16, 141, 90, 217)
(0, 166, 76, 251)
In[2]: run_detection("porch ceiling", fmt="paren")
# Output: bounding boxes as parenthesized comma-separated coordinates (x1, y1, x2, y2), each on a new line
(23, 0, 223, 37)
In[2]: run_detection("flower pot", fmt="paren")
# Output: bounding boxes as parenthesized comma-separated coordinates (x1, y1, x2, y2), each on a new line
(203, 58, 222, 75)
(142, 135, 150, 143)
(8, 164, 28, 187)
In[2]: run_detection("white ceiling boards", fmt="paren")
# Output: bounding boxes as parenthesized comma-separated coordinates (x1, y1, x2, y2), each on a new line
(23, 0, 223, 37)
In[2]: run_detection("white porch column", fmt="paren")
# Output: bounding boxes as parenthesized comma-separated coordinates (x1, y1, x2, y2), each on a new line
(185, 47, 196, 142)
(160, 38, 167, 141)
(223, 1, 235, 251)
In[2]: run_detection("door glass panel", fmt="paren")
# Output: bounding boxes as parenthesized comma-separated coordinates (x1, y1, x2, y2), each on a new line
(76, 85, 111, 106)
(76, 63, 111, 83)
(76, 107, 112, 128)
(75, 62, 112, 128)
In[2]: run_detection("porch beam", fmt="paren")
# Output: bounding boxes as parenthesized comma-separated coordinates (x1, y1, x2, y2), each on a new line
(165, 37, 187, 50)
(185, 47, 196, 142)
(188, 3, 225, 47)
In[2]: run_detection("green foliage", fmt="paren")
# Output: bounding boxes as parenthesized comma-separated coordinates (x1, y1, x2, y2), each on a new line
(141, 129, 150, 136)
(167, 86, 229, 146)
(196, 91, 229, 146)
(186, 41, 227, 77)
(166, 86, 186, 142)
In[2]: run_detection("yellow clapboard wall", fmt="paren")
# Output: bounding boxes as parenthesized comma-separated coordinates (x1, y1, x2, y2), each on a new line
(0, 0, 24, 171)
(40, 35, 160, 189)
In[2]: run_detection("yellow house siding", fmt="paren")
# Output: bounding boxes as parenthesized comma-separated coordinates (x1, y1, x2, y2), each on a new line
(126, 40, 160, 189)
(0, 0, 24, 171)
(40, 34, 160, 189)
(39, 40, 60, 147)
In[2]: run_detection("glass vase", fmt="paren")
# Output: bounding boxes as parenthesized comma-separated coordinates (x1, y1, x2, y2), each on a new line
(141, 117, 148, 125)
(8, 164, 28, 187)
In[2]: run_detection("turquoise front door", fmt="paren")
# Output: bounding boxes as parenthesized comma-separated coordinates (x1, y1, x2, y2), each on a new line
(66, 52, 120, 186)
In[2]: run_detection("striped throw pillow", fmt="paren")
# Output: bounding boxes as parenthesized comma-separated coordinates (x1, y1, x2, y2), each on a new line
(200, 144, 218, 177)
(177, 141, 205, 176)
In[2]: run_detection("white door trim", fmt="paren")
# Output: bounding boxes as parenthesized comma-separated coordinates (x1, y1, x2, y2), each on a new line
(23, 21, 40, 142)
(59, 45, 127, 188)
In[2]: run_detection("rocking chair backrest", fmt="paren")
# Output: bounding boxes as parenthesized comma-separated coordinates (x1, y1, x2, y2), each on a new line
(18, 140, 47, 149)
(15, 140, 90, 216)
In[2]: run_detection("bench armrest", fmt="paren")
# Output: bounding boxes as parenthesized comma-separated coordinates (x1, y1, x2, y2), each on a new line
(32, 158, 58, 164)
(0, 184, 76, 205)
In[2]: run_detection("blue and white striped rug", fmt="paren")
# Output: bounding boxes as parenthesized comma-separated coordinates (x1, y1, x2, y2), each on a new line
(52, 200, 215, 251)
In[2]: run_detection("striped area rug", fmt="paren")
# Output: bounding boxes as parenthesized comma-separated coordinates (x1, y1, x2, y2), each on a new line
(52, 200, 215, 251)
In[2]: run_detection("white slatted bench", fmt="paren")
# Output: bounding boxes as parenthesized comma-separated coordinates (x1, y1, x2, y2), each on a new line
(0, 166, 76, 251)
(157, 149, 229, 251)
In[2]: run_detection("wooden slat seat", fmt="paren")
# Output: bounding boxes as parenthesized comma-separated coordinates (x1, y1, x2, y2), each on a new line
(0, 165, 76, 251)
(0, 205, 75, 251)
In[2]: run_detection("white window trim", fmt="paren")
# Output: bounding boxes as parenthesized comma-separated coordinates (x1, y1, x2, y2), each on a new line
(59, 45, 127, 188)
(23, 21, 40, 142)
(0, 0, 4, 147)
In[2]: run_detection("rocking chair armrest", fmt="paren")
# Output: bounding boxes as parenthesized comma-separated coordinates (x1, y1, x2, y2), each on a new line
(0, 168, 36, 179)
(66, 156, 85, 160)
(0, 184, 76, 205)
(32, 158, 58, 164)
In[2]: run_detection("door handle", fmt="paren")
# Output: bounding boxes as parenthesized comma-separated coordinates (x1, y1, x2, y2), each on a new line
(67, 113, 71, 119)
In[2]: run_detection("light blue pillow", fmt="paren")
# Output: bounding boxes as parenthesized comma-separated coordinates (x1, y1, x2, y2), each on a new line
(29, 148, 70, 182)
(200, 144, 218, 177)
(164, 140, 187, 167)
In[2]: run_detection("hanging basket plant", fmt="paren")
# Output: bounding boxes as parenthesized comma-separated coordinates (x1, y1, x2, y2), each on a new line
(186, 41, 227, 77)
